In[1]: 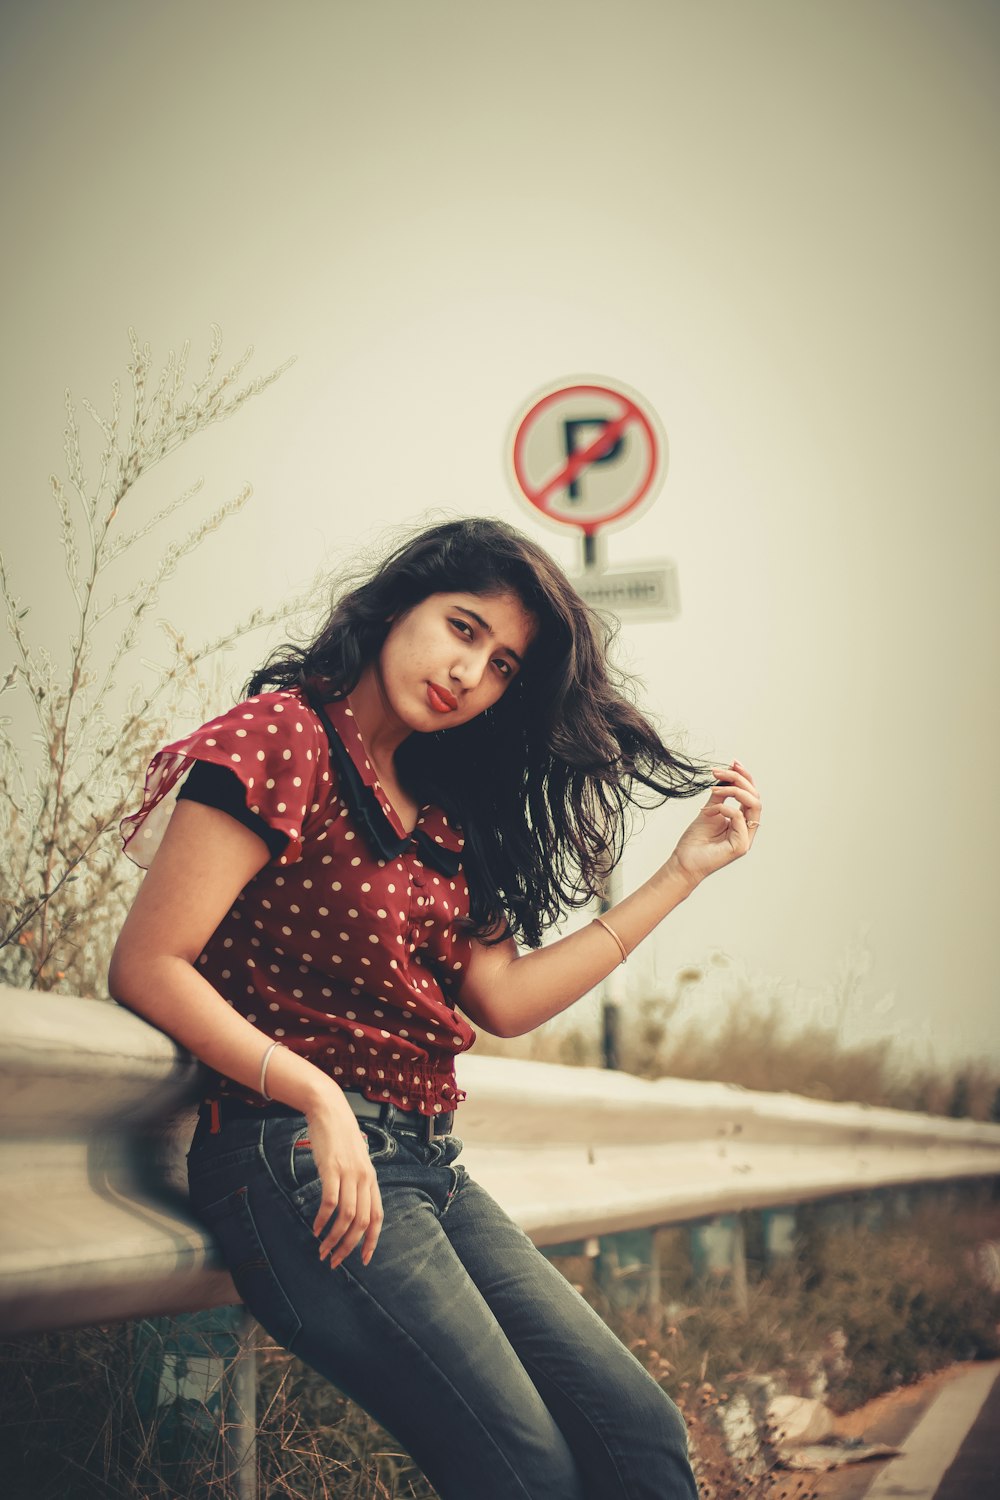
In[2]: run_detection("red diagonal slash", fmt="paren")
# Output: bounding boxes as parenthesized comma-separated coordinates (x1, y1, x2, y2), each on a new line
(528, 401, 639, 514)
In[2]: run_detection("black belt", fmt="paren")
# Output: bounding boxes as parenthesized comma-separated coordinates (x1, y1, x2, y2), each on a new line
(205, 1091, 454, 1143)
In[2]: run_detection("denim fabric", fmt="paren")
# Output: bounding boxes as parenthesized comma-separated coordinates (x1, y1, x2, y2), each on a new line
(187, 1109, 698, 1500)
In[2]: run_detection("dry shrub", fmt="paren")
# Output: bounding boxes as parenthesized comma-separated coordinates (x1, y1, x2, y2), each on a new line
(0, 328, 294, 998)
(477, 962, 1000, 1123)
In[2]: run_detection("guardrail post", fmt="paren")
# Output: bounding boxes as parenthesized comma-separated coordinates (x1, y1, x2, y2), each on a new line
(690, 1214, 748, 1313)
(134, 1305, 257, 1498)
(760, 1206, 798, 1265)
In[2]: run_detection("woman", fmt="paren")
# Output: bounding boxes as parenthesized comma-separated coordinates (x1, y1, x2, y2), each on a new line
(111, 517, 760, 1499)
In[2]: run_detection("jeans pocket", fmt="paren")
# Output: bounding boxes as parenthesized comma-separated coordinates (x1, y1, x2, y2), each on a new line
(196, 1186, 302, 1351)
(360, 1121, 398, 1163)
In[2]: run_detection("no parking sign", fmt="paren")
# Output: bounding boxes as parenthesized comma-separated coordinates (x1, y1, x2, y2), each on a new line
(507, 377, 667, 536)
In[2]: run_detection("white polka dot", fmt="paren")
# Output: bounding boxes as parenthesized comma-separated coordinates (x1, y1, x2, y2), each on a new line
(231, 753, 241, 763)
(205, 738, 217, 746)
(275, 1028, 285, 1037)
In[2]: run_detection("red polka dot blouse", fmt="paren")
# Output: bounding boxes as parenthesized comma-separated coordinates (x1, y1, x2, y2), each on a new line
(121, 688, 476, 1115)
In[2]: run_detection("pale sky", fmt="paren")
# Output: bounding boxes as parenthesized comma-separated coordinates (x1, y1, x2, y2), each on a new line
(2, 0, 998, 1066)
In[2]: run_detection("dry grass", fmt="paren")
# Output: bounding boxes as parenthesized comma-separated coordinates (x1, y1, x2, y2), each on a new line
(476, 962, 1000, 1123)
(0, 327, 294, 999)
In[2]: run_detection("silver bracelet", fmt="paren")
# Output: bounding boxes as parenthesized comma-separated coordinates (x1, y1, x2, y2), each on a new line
(259, 1039, 285, 1101)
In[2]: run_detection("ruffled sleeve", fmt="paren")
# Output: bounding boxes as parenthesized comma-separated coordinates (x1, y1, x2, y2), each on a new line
(120, 690, 327, 870)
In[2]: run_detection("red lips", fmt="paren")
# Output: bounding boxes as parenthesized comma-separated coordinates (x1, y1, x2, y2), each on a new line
(427, 682, 458, 713)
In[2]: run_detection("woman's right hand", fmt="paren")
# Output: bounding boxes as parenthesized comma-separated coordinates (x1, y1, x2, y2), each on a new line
(305, 1086, 385, 1269)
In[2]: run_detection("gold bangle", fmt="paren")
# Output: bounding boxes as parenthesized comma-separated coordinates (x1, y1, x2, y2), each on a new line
(593, 915, 628, 966)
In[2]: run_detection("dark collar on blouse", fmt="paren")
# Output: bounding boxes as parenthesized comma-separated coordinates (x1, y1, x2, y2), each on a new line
(305, 689, 464, 877)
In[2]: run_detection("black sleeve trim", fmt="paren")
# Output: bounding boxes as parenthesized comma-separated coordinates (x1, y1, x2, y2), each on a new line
(177, 761, 290, 859)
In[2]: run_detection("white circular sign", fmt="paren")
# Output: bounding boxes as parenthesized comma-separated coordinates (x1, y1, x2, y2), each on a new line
(508, 377, 667, 535)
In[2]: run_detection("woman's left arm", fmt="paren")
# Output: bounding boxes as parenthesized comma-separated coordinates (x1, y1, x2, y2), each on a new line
(457, 761, 761, 1038)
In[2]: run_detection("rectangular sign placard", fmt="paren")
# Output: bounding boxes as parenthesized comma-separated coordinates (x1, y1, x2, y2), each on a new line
(571, 561, 680, 622)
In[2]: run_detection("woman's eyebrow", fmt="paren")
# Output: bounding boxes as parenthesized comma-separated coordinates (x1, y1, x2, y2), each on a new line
(453, 605, 525, 666)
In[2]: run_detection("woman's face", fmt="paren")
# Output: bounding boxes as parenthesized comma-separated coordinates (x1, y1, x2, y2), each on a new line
(375, 589, 537, 734)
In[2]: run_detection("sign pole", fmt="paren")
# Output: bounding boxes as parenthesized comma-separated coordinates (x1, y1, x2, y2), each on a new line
(581, 529, 624, 1070)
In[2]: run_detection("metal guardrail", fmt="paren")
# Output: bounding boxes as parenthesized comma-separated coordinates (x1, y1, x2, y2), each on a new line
(3, 988, 1000, 1337)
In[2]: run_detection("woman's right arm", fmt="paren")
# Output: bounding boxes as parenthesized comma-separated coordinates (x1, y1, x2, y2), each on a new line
(109, 800, 383, 1268)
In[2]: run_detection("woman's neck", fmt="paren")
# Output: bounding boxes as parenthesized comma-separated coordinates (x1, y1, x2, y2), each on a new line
(348, 664, 410, 783)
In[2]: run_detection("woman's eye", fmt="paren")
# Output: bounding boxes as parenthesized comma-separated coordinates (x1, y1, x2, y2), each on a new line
(494, 659, 512, 677)
(449, 618, 474, 639)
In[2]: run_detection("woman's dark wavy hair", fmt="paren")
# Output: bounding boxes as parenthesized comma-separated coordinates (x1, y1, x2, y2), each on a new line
(247, 518, 714, 947)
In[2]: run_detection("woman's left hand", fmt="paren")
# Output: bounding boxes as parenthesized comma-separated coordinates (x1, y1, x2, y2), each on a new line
(667, 760, 761, 887)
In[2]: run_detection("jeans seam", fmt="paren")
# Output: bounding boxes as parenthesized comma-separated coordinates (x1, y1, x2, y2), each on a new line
(519, 1355, 634, 1498)
(339, 1264, 564, 1500)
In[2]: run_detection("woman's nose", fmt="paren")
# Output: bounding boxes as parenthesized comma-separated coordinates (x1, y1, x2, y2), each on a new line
(450, 650, 490, 689)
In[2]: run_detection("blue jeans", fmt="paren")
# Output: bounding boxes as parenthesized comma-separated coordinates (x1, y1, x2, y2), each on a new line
(187, 1106, 698, 1500)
